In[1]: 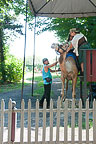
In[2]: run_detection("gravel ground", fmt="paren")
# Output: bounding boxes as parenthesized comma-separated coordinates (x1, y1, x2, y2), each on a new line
(0, 78, 80, 109)
(0, 78, 81, 128)
(1, 78, 93, 143)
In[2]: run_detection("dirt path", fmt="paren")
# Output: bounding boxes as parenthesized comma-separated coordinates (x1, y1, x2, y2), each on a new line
(1, 78, 93, 142)
(0, 78, 80, 109)
(0, 83, 37, 109)
(0, 78, 82, 128)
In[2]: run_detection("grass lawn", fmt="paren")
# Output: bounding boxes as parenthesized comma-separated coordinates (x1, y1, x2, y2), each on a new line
(0, 72, 82, 96)
(0, 82, 30, 93)
(0, 72, 61, 93)
(0, 72, 93, 130)
(0, 72, 32, 93)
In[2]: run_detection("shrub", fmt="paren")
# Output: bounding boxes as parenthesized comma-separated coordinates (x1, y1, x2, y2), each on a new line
(5, 55, 23, 83)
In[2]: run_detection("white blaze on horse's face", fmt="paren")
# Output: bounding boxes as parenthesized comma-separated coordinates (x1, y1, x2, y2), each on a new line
(62, 43, 69, 51)
(51, 43, 59, 51)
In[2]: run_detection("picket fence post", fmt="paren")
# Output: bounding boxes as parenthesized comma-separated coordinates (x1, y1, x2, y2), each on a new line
(8, 99, 12, 143)
(20, 99, 25, 144)
(28, 99, 31, 143)
(0, 99, 4, 144)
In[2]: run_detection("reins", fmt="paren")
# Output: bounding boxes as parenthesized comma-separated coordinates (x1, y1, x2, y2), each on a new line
(56, 45, 66, 54)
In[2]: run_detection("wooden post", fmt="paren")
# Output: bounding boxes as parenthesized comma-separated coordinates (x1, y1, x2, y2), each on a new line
(35, 100, 39, 143)
(83, 50, 87, 107)
(0, 100, 4, 144)
(20, 99, 25, 144)
(50, 99, 53, 143)
(11, 101, 16, 142)
(8, 99, 12, 143)
(28, 99, 31, 143)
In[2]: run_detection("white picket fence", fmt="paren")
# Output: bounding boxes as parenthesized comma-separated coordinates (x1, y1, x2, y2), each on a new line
(0, 97, 96, 144)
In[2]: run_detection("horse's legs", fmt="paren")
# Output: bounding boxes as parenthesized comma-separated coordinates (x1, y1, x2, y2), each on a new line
(66, 79, 68, 98)
(61, 76, 65, 103)
(72, 76, 77, 99)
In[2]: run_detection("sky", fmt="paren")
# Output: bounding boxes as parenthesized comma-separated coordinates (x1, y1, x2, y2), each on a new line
(9, 29, 59, 63)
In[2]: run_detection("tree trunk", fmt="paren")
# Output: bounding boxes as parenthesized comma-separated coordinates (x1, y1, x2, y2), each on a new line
(0, 26, 7, 82)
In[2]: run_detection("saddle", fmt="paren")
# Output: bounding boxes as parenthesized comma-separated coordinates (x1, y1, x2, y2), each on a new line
(66, 51, 81, 72)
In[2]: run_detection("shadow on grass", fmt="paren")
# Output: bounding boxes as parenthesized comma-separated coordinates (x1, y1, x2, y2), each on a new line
(0, 82, 30, 93)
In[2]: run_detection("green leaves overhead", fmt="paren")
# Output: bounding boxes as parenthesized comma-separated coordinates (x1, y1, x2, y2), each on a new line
(35, 16, 96, 48)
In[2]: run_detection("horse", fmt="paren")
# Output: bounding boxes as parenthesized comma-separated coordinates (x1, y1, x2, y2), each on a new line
(51, 43, 78, 103)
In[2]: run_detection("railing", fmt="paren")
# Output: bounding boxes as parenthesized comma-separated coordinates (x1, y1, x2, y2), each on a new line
(0, 98, 96, 144)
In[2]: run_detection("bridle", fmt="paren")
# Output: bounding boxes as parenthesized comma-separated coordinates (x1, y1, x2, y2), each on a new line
(56, 45, 66, 54)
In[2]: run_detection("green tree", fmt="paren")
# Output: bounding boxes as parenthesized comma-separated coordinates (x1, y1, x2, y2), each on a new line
(5, 55, 23, 83)
(0, 27, 6, 81)
(0, 0, 33, 83)
(35, 17, 96, 48)
(0, 14, 23, 82)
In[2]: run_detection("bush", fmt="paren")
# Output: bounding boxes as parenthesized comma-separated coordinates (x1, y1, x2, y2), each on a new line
(5, 55, 23, 83)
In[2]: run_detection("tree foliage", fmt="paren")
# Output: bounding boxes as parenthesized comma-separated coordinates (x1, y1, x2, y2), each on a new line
(0, 54, 23, 83)
(35, 17, 96, 48)
(5, 55, 23, 83)
(0, 0, 96, 83)
(0, 0, 33, 83)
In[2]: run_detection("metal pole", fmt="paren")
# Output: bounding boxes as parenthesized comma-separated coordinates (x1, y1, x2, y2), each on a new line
(21, 0, 28, 100)
(32, 16, 36, 96)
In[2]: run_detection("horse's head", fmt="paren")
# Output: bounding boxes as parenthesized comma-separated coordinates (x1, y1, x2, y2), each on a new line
(51, 43, 59, 50)
(51, 42, 69, 54)
(62, 42, 69, 51)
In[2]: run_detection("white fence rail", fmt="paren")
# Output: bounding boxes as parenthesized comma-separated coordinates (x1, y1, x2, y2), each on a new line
(0, 97, 96, 144)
